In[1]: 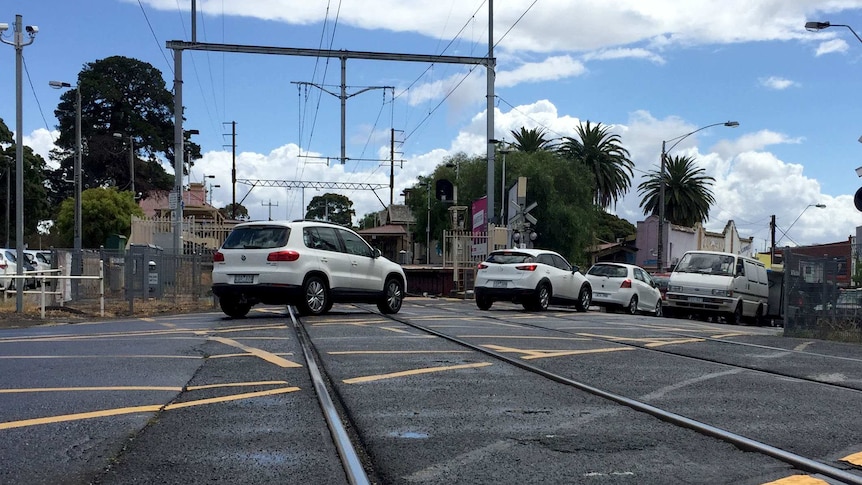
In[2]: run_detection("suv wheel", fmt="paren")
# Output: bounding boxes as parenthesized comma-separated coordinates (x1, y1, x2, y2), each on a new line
(575, 285, 592, 312)
(219, 297, 251, 318)
(476, 294, 493, 310)
(299, 275, 329, 316)
(377, 277, 404, 314)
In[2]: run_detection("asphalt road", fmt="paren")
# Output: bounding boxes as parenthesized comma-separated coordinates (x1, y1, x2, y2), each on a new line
(0, 298, 860, 484)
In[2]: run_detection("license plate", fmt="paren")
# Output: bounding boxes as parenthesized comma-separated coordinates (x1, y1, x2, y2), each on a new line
(689, 296, 703, 303)
(595, 292, 609, 298)
(493, 280, 507, 288)
(234, 274, 255, 284)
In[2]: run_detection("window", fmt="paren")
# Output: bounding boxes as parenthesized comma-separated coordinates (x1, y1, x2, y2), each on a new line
(339, 229, 373, 257)
(223, 226, 290, 249)
(551, 254, 572, 272)
(305, 227, 341, 252)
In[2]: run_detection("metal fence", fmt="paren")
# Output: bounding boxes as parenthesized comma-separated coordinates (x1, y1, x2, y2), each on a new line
(782, 248, 861, 342)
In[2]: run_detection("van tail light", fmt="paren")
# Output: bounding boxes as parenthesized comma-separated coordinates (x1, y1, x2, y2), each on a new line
(516, 264, 538, 271)
(477, 263, 489, 270)
(620, 279, 632, 289)
(213, 251, 225, 262)
(268, 250, 300, 262)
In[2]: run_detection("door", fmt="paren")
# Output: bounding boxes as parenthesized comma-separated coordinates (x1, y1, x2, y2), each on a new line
(338, 228, 382, 291)
(634, 267, 659, 312)
(306, 227, 354, 291)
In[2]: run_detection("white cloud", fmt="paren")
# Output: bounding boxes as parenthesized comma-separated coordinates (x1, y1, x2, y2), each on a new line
(759, 76, 798, 90)
(497, 56, 587, 87)
(815, 38, 849, 56)
(22, 128, 58, 168)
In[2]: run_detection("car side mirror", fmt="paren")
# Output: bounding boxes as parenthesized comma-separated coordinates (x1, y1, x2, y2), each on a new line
(371, 248, 381, 258)
(572, 265, 579, 274)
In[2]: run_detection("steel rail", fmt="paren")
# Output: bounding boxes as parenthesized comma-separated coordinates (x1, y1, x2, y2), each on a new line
(288, 307, 370, 485)
(372, 306, 862, 485)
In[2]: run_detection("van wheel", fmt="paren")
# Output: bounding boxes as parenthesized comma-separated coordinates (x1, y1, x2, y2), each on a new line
(726, 304, 742, 325)
(753, 305, 765, 326)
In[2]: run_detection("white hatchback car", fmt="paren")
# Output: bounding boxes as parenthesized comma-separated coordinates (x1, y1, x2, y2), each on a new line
(585, 262, 663, 316)
(212, 220, 407, 318)
(474, 248, 592, 312)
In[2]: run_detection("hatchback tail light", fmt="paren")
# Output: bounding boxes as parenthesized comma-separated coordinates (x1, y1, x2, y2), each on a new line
(620, 279, 632, 289)
(516, 264, 538, 271)
(477, 263, 488, 270)
(213, 251, 225, 262)
(0, 261, 6, 270)
(268, 250, 300, 262)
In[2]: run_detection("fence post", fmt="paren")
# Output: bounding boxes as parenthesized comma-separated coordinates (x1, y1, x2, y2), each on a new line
(99, 260, 104, 317)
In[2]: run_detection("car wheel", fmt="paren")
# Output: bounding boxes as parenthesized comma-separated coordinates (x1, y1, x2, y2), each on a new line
(377, 277, 404, 314)
(627, 295, 638, 315)
(534, 283, 550, 311)
(575, 284, 591, 312)
(219, 297, 251, 319)
(476, 294, 493, 310)
(298, 275, 329, 316)
(653, 300, 662, 317)
(726, 304, 742, 325)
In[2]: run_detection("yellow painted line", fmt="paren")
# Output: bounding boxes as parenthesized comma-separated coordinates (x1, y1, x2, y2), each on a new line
(842, 451, 862, 466)
(343, 362, 492, 384)
(380, 326, 412, 334)
(187, 381, 289, 391)
(645, 338, 706, 348)
(0, 387, 300, 430)
(209, 352, 292, 359)
(209, 337, 301, 368)
(230, 337, 290, 340)
(0, 355, 201, 360)
(311, 319, 387, 327)
(578, 333, 706, 346)
(761, 476, 829, 484)
(328, 350, 472, 355)
(458, 335, 590, 341)
(710, 332, 751, 338)
(794, 342, 814, 352)
(483, 344, 632, 360)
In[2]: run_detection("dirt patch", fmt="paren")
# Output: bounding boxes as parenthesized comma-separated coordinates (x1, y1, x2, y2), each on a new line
(0, 297, 219, 329)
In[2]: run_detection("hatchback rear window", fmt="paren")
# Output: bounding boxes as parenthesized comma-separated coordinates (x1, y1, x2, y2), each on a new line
(486, 252, 534, 264)
(588, 264, 627, 278)
(222, 226, 290, 249)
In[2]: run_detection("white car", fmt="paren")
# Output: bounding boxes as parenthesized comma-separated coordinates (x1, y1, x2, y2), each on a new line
(23, 250, 52, 288)
(585, 262, 662, 316)
(212, 220, 407, 318)
(0, 249, 36, 290)
(474, 248, 592, 312)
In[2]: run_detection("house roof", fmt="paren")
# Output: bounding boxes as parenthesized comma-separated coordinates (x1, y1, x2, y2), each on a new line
(357, 224, 408, 236)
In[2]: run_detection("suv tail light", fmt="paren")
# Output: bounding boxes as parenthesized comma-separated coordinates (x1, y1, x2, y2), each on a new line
(213, 251, 225, 262)
(516, 264, 538, 271)
(620, 279, 632, 289)
(268, 250, 300, 262)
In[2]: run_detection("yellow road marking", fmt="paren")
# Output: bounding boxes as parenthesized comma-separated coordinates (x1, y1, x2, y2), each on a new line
(0, 387, 300, 430)
(761, 476, 829, 484)
(794, 342, 814, 352)
(644, 338, 706, 348)
(459, 335, 590, 341)
(209, 352, 292, 359)
(0, 381, 291, 394)
(329, 350, 471, 355)
(343, 362, 492, 384)
(187, 381, 289, 391)
(209, 337, 301, 368)
(380, 326, 412, 334)
(0, 355, 201, 360)
(578, 333, 706, 346)
(842, 451, 862, 466)
(311, 319, 387, 326)
(482, 344, 633, 360)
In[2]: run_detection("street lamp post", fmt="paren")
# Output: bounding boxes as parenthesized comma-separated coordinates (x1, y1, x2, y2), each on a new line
(489, 139, 513, 225)
(49, 79, 82, 300)
(805, 21, 862, 44)
(776, 203, 826, 248)
(658, 121, 739, 272)
(425, 182, 431, 265)
(2, 16, 38, 312)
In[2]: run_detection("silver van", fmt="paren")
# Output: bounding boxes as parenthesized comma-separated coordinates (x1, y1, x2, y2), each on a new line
(665, 250, 769, 325)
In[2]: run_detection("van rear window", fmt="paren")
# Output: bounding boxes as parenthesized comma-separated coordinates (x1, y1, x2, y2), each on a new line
(223, 226, 290, 249)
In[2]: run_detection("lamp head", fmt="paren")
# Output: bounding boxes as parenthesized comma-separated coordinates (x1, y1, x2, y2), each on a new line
(805, 21, 831, 31)
(48, 80, 71, 89)
(724, 121, 740, 127)
(814, 203, 826, 208)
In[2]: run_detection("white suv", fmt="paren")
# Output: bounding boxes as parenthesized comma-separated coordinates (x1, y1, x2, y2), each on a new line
(212, 220, 407, 318)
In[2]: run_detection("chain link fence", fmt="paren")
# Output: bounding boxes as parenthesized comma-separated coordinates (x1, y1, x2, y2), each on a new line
(782, 247, 860, 342)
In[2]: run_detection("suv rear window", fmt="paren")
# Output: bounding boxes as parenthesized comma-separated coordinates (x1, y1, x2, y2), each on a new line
(487, 252, 534, 264)
(222, 226, 290, 249)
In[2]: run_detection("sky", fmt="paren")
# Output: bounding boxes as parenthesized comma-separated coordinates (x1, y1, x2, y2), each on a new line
(4, 0, 862, 253)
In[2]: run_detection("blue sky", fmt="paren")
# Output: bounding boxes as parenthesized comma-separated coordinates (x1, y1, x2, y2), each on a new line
(4, 1, 862, 251)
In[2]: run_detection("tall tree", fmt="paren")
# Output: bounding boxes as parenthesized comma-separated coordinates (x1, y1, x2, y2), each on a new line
(0, 123, 52, 246)
(305, 193, 355, 226)
(556, 121, 633, 209)
(54, 187, 144, 248)
(637, 154, 716, 227)
(509, 127, 552, 152)
(50, 56, 201, 201)
(218, 203, 250, 221)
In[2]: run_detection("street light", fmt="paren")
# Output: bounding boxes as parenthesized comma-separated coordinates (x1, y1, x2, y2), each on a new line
(489, 139, 514, 225)
(657, 121, 739, 272)
(805, 21, 862, 44)
(175, 129, 199, 255)
(112, 133, 135, 195)
(2, 15, 38, 312)
(777, 203, 826, 247)
(49, 79, 82, 300)
(422, 181, 431, 264)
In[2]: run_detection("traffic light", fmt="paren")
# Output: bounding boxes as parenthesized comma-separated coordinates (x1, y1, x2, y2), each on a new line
(855, 187, 862, 212)
(436, 179, 454, 202)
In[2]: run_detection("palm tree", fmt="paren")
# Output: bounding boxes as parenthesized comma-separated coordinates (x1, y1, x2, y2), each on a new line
(637, 154, 715, 227)
(556, 121, 633, 209)
(510, 127, 552, 152)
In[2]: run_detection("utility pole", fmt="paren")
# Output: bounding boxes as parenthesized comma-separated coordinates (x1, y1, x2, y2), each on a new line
(390, 129, 404, 207)
(262, 199, 278, 221)
(770, 214, 776, 267)
(223, 121, 237, 219)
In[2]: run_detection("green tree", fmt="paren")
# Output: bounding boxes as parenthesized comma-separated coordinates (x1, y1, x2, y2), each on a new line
(556, 121, 633, 209)
(509, 127, 552, 152)
(637, 154, 715, 227)
(305, 193, 355, 226)
(50, 56, 201, 202)
(0, 128, 52, 245)
(358, 212, 377, 229)
(595, 210, 636, 244)
(54, 187, 144, 248)
(219, 203, 250, 221)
